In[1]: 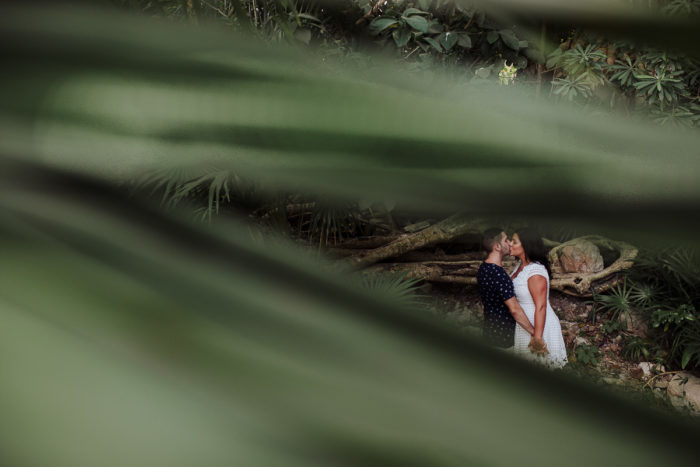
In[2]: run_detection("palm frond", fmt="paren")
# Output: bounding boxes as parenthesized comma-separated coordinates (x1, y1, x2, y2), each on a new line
(1, 4, 700, 465)
(1, 4, 700, 241)
(1, 160, 699, 466)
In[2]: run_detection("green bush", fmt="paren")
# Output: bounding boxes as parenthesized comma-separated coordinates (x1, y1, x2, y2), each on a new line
(627, 248, 700, 370)
(115, 1, 700, 125)
(575, 344, 599, 366)
(622, 336, 651, 362)
(591, 281, 634, 335)
(591, 245, 700, 371)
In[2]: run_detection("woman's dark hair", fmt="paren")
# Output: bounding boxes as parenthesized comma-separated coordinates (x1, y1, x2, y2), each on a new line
(517, 227, 552, 278)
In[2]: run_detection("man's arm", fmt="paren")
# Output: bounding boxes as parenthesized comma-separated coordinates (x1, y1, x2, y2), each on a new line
(504, 297, 535, 336)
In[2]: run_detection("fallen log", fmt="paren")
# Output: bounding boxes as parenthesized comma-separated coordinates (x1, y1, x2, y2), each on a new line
(341, 214, 483, 269)
(333, 235, 400, 250)
(366, 260, 483, 282)
(365, 259, 519, 285)
(328, 248, 486, 262)
(333, 210, 636, 296)
(362, 235, 636, 297)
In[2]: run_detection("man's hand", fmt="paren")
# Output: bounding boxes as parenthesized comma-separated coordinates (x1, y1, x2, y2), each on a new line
(528, 337, 549, 358)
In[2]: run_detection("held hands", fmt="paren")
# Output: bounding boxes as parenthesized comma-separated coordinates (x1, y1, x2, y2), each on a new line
(528, 336, 549, 358)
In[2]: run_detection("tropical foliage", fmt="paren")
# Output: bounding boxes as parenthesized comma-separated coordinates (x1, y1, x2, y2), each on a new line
(112, 0, 700, 222)
(591, 248, 700, 371)
(633, 249, 700, 370)
(114, 0, 700, 124)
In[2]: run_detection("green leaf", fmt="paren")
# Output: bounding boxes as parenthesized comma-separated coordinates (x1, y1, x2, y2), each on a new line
(297, 13, 320, 23)
(499, 29, 520, 50)
(439, 31, 458, 51)
(519, 40, 528, 49)
(404, 15, 429, 33)
(457, 33, 472, 48)
(682, 350, 691, 369)
(427, 19, 444, 34)
(393, 28, 411, 48)
(546, 48, 562, 68)
(486, 30, 499, 44)
(417, 0, 431, 10)
(403, 8, 429, 16)
(423, 36, 443, 53)
(369, 17, 398, 36)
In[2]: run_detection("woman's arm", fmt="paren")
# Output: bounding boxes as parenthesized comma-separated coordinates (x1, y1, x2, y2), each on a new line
(527, 275, 548, 339)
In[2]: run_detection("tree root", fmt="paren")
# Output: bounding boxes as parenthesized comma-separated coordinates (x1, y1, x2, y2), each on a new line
(548, 236, 638, 296)
(340, 214, 483, 269)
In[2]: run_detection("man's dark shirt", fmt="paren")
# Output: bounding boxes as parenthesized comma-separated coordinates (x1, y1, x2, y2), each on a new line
(477, 262, 516, 348)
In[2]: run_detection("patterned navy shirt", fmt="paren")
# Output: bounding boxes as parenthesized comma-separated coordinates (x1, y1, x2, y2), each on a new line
(477, 262, 516, 348)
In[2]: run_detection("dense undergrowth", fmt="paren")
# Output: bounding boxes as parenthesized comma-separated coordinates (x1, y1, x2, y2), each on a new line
(115, 0, 700, 126)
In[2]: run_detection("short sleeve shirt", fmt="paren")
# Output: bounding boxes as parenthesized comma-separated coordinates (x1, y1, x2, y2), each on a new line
(477, 262, 516, 348)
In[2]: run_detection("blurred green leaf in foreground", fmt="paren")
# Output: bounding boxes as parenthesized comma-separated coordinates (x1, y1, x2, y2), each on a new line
(0, 3, 699, 466)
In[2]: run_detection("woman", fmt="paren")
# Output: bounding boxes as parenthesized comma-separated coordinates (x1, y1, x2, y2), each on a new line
(509, 228, 568, 369)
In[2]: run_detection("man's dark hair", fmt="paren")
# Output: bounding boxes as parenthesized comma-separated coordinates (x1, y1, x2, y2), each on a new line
(482, 228, 504, 252)
(517, 227, 552, 277)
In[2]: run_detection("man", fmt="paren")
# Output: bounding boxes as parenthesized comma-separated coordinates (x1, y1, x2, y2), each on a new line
(477, 228, 547, 355)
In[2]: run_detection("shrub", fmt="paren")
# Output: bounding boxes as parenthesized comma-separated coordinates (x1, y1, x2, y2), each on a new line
(575, 344, 599, 366)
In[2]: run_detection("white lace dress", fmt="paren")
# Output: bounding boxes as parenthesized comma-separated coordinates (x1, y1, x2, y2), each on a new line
(511, 262, 568, 369)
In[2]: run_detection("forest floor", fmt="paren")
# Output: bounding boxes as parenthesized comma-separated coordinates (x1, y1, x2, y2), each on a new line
(419, 282, 693, 418)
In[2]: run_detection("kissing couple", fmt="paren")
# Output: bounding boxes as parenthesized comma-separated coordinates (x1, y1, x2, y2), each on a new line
(477, 227, 568, 369)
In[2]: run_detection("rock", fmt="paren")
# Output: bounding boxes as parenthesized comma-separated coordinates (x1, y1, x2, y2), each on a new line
(575, 336, 590, 347)
(621, 311, 649, 337)
(667, 372, 700, 415)
(652, 387, 667, 400)
(602, 377, 623, 386)
(654, 378, 670, 389)
(630, 367, 644, 379)
(549, 239, 605, 274)
(638, 362, 654, 377)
